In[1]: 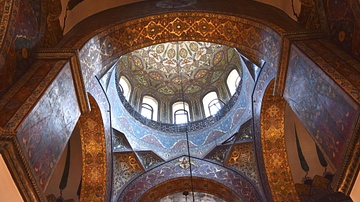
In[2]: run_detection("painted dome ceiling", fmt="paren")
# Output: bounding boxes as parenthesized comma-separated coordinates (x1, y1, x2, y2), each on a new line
(116, 41, 239, 99)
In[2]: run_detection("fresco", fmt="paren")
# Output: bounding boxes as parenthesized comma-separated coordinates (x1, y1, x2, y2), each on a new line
(226, 142, 261, 189)
(15, 62, 80, 191)
(204, 144, 232, 164)
(259, 80, 299, 201)
(86, 77, 113, 200)
(323, 0, 360, 61)
(251, 60, 298, 201)
(0, 60, 59, 128)
(118, 157, 263, 201)
(108, 52, 254, 161)
(0, 0, 42, 96)
(116, 42, 238, 102)
(105, 47, 265, 198)
(78, 94, 108, 201)
(297, 40, 360, 104)
(67, 11, 282, 89)
(135, 151, 164, 170)
(112, 152, 144, 200)
(284, 45, 360, 169)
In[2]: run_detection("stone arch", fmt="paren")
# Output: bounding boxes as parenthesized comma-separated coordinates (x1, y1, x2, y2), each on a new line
(139, 177, 241, 202)
(78, 93, 108, 202)
(60, 11, 286, 89)
(258, 79, 298, 201)
(118, 156, 264, 201)
(57, 3, 302, 201)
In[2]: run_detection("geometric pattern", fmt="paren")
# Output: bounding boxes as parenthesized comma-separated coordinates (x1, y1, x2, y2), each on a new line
(78, 95, 107, 202)
(1, 1, 356, 201)
(118, 157, 263, 201)
(226, 142, 261, 189)
(235, 118, 254, 143)
(112, 152, 144, 200)
(260, 80, 299, 201)
(204, 144, 232, 164)
(112, 129, 133, 152)
(76, 12, 282, 87)
(117, 42, 236, 100)
(135, 151, 164, 170)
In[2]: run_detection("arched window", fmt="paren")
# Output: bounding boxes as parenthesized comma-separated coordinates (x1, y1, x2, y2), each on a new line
(227, 69, 241, 96)
(119, 76, 131, 100)
(208, 99, 224, 116)
(203, 91, 223, 117)
(173, 101, 189, 124)
(141, 103, 153, 120)
(141, 96, 158, 121)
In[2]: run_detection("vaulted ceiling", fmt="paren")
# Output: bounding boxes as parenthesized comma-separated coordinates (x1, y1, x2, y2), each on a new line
(1, 0, 359, 202)
(117, 41, 239, 100)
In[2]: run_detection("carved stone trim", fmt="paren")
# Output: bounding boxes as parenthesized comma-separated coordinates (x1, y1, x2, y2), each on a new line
(3, 60, 66, 130)
(0, 0, 17, 68)
(37, 49, 90, 113)
(332, 117, 360, 194)
(0, 133, 46, 201)
(275, 30, 326, 96)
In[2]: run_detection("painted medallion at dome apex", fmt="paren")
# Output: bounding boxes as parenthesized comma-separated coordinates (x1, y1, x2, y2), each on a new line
(117, 41, 238, 97)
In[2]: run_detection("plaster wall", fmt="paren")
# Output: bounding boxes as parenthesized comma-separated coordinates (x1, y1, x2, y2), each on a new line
(351, 173, 360, 201)
(0, 154, 23, 202)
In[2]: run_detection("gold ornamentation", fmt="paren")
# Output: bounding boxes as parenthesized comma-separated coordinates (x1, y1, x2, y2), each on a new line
(42, 0, 63, 48)
(175, 156, 196, 169)
(79, 95, 107, 202)
(0, 134, 45, 201)
(261, 80, 299, 201)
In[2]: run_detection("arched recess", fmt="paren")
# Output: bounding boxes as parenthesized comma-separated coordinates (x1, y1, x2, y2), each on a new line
(60, 10, 287, 87)
(78, 94, 107, 202)
(259, 79, 298, 201)
(67, 12, 288, 202)
(55, 1, 328, 200)
(118, 157, 263, 201)
(139, 177, 241, 202)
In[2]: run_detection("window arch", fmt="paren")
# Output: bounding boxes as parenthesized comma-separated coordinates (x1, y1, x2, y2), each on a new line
(208, 99, 224, 116)
(119, 76, 131, 100)
(172, 101, 189, 124)
(227, 69, 241, 96)
(141, 96, 158, 121)
(203, 91, 223, 117)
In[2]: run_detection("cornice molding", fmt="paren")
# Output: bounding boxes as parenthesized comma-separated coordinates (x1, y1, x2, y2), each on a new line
(275, 30, 326, 97)
(0, 132, 46, 201)
(332, 117, 360, 194)
(37, 49, 90, 113)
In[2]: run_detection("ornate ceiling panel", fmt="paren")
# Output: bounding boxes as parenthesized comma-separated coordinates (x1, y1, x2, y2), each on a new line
(113, 129, 133, 152)
(235, 118, 254, 143)
(226, 142, 261, 189)
(135, 150, 164, 170)
(117, 41, 236, 99)
(204, 144, 232, 164)
(119, 157, 263, 201)
(112, 152, 144, 199)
